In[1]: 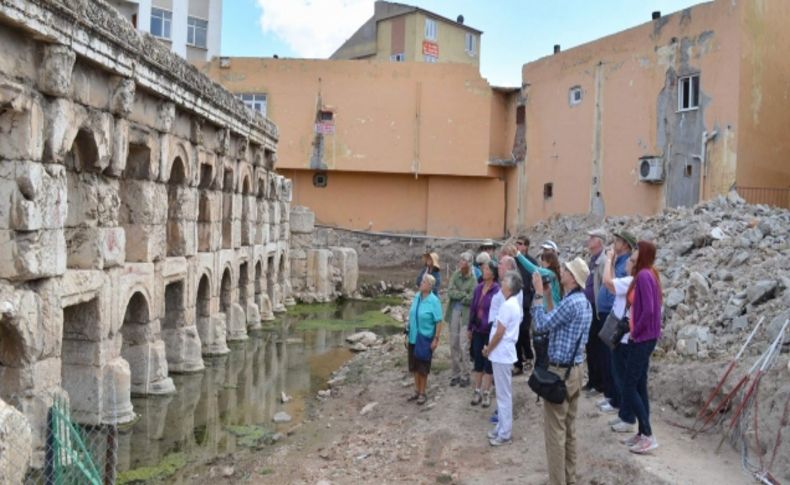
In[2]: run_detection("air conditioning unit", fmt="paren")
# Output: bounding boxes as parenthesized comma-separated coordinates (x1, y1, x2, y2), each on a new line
(638, 156, 664, 184)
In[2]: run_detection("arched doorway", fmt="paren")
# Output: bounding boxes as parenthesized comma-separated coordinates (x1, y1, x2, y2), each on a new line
(241, 175, 252, 245)
(167, 156, 188, 256)
(222, 168, 233, 249)
(120, 291, 175, 395)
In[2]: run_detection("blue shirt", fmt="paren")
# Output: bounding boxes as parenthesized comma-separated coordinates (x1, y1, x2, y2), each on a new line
(596, 253, 629, 314)
(408, 292, 443, 344)
(532, 290, 592, 365)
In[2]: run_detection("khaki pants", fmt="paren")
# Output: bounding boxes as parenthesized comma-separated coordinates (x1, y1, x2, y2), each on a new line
(449, 305, 470, 379)
(543, 364, 582, 485)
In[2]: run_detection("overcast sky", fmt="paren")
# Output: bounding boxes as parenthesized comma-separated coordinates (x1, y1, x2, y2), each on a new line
(222, 0, 705, 86)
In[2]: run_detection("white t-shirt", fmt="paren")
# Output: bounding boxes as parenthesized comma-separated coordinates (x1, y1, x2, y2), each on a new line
(489, 289, 523, 324)
(488, 296, 523, 364)
(613, 276, 634, 343)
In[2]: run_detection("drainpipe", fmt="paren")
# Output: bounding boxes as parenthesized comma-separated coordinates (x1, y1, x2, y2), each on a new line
(695, 130, 718, 202)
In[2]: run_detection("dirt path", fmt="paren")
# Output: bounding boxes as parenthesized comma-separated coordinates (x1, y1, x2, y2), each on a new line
(190, 336, 750, 485)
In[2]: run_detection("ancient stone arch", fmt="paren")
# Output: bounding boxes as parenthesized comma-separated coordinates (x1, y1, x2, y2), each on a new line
(196, 272, 228, 356)
(162, 278, 203, 373)
(221, 165, 235, 249)
(120, 290, 175, 396)
(166, 155, 189, 256)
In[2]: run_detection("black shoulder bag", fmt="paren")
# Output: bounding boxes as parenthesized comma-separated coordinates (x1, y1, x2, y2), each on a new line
(598, 303, 630, 351)
(528, 332, 584, 404)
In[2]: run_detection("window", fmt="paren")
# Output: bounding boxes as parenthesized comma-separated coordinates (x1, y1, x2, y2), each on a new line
(150, 8, 172, 39)
(187, 16, 208, 49)
(516, 106, 525, 125)
(238, 93, 267, 117)
(318, 110, 334, 122)
(543, 183, 553, 200)
(423, 54, 438, 63)
(424, 18, 437, 40)
(678, 74, 700, 111)
(569, 86, 583, 106)
(465, 33, 476, 56)
(390, 53, 405, 62)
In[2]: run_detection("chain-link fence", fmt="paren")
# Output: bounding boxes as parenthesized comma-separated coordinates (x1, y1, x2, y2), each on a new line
(2, 393, 121, 485)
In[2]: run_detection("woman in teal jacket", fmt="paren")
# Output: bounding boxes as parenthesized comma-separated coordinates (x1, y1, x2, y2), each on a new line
(515, 252, 562, 309)
(407, 273, 444, 404)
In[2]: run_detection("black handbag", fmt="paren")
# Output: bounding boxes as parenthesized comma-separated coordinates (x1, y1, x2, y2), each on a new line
(528, 333, 583, 404)
(598, 305, 630, 350)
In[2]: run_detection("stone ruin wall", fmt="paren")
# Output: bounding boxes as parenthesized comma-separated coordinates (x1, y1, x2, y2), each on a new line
(0, 0, 301, 466)
(289, 206, 358, 303)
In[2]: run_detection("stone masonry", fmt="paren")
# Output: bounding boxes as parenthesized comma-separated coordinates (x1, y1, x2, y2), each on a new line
(290, 206, 358, 303)
(0, 0, 297, 466)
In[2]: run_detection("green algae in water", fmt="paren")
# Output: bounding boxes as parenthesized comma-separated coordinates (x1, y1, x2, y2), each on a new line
(296, 310, 401, 331)
(285, 302, 338, 316)
(226, 424, 275, 448)
(117, 452, 187, 484)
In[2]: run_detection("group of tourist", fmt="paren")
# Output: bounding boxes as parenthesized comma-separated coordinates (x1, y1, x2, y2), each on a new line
(405, 229, 663, 484)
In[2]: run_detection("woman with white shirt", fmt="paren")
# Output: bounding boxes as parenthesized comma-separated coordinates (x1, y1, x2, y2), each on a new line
(602, 247, 637, 433)
(482, 270, 524, 446)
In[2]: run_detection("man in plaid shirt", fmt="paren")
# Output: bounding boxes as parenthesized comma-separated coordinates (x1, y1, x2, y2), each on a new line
(531, 257, 592, 485)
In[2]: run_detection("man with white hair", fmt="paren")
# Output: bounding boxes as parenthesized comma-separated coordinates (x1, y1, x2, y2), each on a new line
(446, 251, 476, 388)
(583, 228, 607, 396)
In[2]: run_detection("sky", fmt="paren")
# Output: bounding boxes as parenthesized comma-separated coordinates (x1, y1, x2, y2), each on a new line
(222, 0, 705, 86)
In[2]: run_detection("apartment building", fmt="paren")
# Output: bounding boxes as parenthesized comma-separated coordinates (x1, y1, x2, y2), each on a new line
(331, 0, 482, 68)
(107, 0, 222, 62)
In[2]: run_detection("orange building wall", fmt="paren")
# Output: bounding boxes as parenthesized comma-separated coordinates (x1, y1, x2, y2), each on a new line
(282, 170, 504, 238)
(517, 0, 744, 228)
(202, 59, 498, 178)
(736, 0, 790, 191)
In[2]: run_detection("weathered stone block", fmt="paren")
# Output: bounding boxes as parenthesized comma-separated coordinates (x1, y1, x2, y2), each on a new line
(162, 324, 205, 373)
(43, 97, 87, 163)
(0, 229, 66, 281)
(123, 223, 165, 262)
(226, 303, 248, 341)
(290, 206, 315, 234)
(101, 357, 134, 424)
(330, 247, 358, 297)
(166, 219, 196, 257)
(107, 117, 129, 177)
(246, 302, 261, 330)
(0, 398, 32, 485)
(120, 319, 161, 346)
(123, 340, 174, 395)
(110, 78, 135, 117)
(0, 89, 44, 160)
(65, 226, 125, 269)
(200, 314, 230, 355)
(120, 179, 167, 225)
(38, 44, 76, 97)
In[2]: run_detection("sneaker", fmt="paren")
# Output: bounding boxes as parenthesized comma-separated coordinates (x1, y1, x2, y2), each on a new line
(481, 392, 491, 408)
(585, 388, 601, 398)
(611, 420, 636, 433)
(524, 360, 534, 371)
(599, 402, 618, 414)
(407, 393, 420, 402)
(471, 390, 482, 406)
(489, 436, 512, 447)
(416, 394, 427, 405)
(596, 398, 610, 408)
(629, 435, 659, 454)
(487, 428, 499, 439)
(449, 377, 460, 387)
(621, 433, 642, 447)
(459, 377, 470, 388)
(608, 416, 625, 426)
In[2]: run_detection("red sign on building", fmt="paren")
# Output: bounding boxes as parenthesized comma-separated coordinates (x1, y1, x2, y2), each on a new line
(422, 41, 439, 57)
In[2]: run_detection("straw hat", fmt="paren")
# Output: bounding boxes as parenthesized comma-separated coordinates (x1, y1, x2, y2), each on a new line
(480, 239, 496, 249)
(429, 252, 440, 268)
(564, 257, 590, 289)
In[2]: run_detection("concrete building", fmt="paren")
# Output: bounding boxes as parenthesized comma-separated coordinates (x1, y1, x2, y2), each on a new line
(203, 58, 520, 238)
(107, 0, 222, 62)
(508, 0, 790, 229)
(331, 1, 482, 68)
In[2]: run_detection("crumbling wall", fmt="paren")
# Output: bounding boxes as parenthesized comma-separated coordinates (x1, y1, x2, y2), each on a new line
(0, 0, 292, 468)
(289, 206, 359, 302)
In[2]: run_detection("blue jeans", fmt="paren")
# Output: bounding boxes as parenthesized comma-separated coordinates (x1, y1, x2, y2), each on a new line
(622, 339, 656, 436)
(612, 343, 635, 424)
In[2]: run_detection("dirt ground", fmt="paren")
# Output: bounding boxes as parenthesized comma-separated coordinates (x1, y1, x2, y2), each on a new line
(187, 334, 753, 485)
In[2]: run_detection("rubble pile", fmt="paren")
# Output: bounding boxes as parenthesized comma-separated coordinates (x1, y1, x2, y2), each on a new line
(527, 191, 790, 361)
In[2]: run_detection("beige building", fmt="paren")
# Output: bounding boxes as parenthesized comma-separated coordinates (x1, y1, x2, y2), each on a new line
(331, 0, 481, 68)
(508, 0, 790, 229)
(107, 0, 222, 63)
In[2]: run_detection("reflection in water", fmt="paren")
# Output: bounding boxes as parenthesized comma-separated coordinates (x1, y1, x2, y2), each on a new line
(116, 300, 398, 477)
